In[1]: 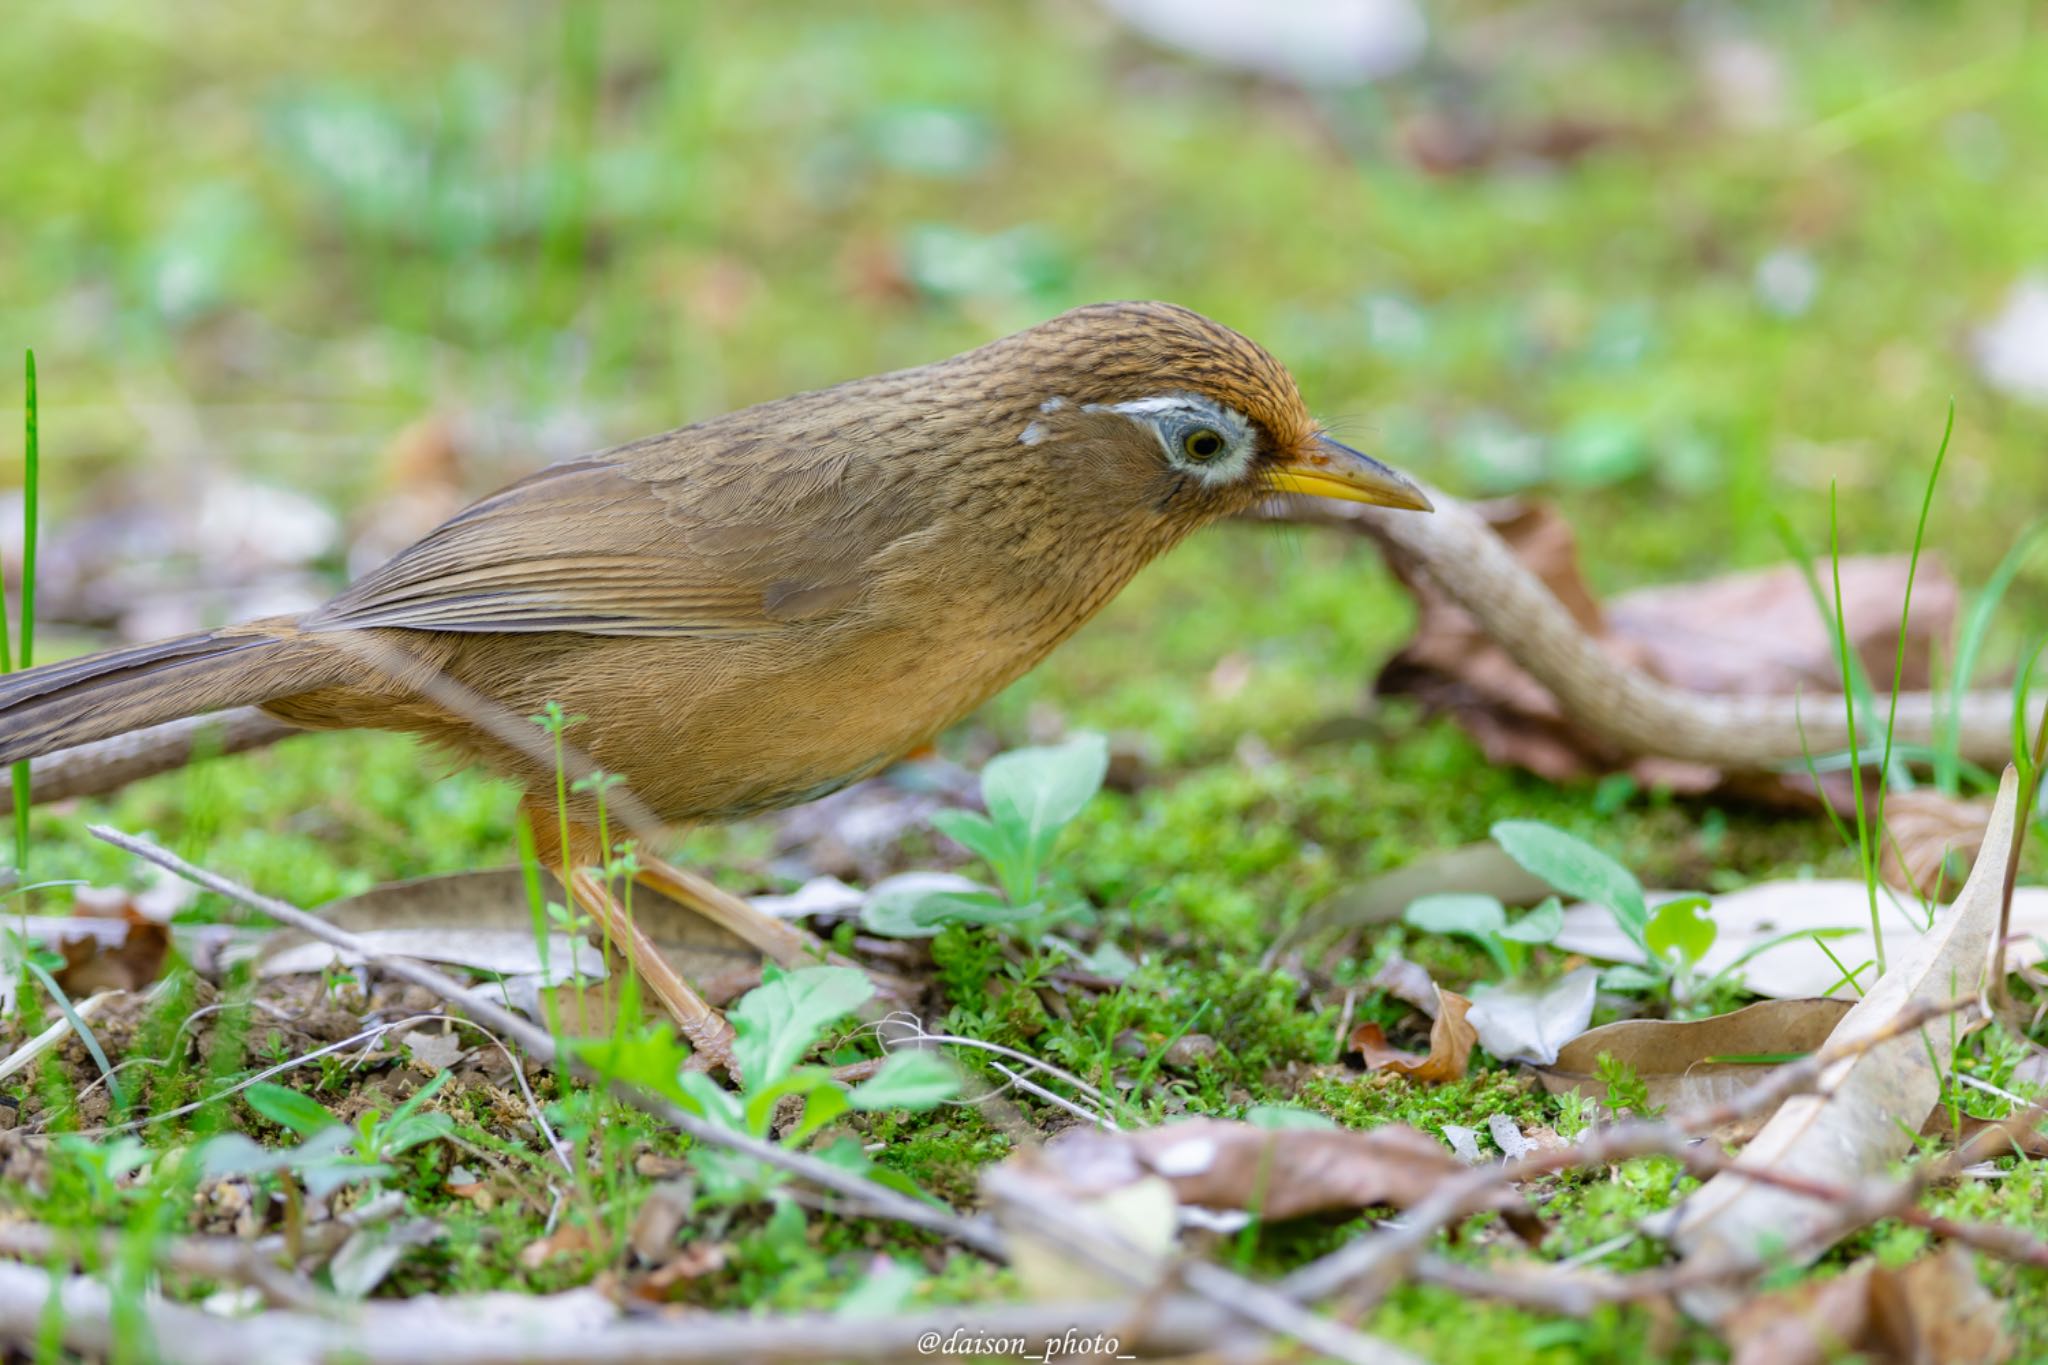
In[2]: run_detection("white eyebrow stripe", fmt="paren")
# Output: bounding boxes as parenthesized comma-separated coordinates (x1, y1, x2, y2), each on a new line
(1082, 392, 1257, 486)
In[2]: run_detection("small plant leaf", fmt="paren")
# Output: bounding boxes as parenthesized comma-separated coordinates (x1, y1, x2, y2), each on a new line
(1492, 821, 1650, 945)
(243, 1082, 342, 1139)
(907, 890, 1044, 931)
(980, 733, 1107, 879)
(846, 1051, 959, 1111)
(1646, 896, 1717, 967)
(929, 809, 1017, 871)
(565, 1023, 700, 1112)
(1402, 893, 1509, 940)
(1499, 896, 1565, 945)
(742, 1065, 843, 1137)
(1599, 963, 1665, 992)
(730, 966, 876, 1091)
(785, 1081, 852, 1147)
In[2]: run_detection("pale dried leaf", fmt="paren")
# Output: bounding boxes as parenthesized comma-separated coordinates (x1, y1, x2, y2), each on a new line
(1486, 1113, 1532, 1161)
(1442, 1124, 1486, 1165)
(1673, 769, 2021, 1323)
(1014, 1118, 1540, 1236)
(1367, 955, 1442, 1016)
(1724, 1249, 2011, 1365)
(1552, 878, 2048, 1000)
(1538, 998, 1854, 1114)
(1467, 967, 1599, 1065)
(1880, 789, 1992, 898)
(400, 1028, 466, 1074)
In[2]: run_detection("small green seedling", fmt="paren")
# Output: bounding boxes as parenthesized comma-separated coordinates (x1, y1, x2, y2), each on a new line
(1490, 820, 1848, 1009)
(862, 734, 1130, 975)
(567, 964, 957, 1206)
(205, 1072, 456, 1198)
(1401, 893, 1563, 980)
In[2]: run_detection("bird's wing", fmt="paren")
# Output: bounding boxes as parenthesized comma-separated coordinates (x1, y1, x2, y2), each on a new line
(308, 441, 926, 637)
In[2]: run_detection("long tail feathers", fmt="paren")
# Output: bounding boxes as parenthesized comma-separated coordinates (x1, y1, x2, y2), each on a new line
(0, 628, 342, 765)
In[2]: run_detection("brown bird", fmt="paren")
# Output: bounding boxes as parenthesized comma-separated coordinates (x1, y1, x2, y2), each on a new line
(0, 301, 1429, 1070)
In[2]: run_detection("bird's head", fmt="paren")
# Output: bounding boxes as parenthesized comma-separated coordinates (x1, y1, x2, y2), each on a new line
(976, 301, 1432, 526)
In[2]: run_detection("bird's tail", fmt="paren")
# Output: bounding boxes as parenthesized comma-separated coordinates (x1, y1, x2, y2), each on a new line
(0, 625, 350, 765)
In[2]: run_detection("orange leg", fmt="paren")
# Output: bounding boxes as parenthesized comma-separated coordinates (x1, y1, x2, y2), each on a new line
(631, 853, 848, 970)
(525, 800, 737, 1071)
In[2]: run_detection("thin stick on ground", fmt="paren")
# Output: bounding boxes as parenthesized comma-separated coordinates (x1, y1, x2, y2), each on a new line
(88, 822, 992, 1252)
(1281, 991, 1982, 1309)
(85, 823, 1419, 1363)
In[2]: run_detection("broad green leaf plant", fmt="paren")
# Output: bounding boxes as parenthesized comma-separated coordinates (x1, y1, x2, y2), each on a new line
(567, 964, 957, 1205)
(860, 733, 1133, 976)
(1488, 819, 1846, 1010)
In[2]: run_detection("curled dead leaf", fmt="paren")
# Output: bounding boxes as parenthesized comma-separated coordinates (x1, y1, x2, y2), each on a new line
(1674, 768, 2021, 1322)
(1351, 985, 1476, 1083)
(1538, 997, 1855, 1119)
(1723, 1249, 2010, 1365)
(1017, 1118, 1541, 1236)
(1880, 789, 1992, 898)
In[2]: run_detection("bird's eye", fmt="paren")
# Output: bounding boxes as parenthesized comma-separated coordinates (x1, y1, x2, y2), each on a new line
(1182, 428, 1226, 461)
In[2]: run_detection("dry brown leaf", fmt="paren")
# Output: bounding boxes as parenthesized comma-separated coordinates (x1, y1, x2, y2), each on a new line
(1350, 986, 1476, 1083)
(1023, 1118, 1541, 1236)
(1538, 998, 1854, 1117)
(626, 1180, 696, 1265)
(1723, 1249, 2011, 1365)
(1881, 789, 1993, 898)
(517, 1221, 604, 1270)
(628, 1241, 729, 1302)
(51, 891, 172, 996)
(1377, 498, 1955, 810)
(1366, 955, 1442, 1015)
(1673, 768, 2020, 1323)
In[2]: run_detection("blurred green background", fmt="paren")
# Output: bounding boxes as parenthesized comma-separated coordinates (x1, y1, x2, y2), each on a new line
(0, 1, 2042, 894)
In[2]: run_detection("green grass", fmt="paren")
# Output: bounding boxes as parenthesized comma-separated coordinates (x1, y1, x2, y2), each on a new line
(3, 1, 2048, 1358)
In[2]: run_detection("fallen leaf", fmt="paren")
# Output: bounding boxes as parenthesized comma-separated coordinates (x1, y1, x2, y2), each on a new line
(630, 1241, 729, 1301)
(1442, 1124, 1486, 1165)
(1485, 1114, 1531, 1160)
(1880, 789, 1992, 898)
(1973, 274, 2048, 405)
(1375, 498, 1954, 810)
(1351, 985, 1476, 1083)
(1551, 878, 2048, 1000)
(1537, 998, 1854, 1116)
(1723, 1249, 2011, 1365)
(327, 1217, 444, 1300)
(1672, 768, 2020, 1323)
(400, 1028, 466, 1075)
(518, 1221, 603, 1270)
(1015, 1118, 1540, 1234)
(1467, 967, 1599, 1065)
(1367, 955, 1442, 1015)
(627, 1179, 696, 1265)
(1098, 0, 1427, 87)
(52, 899, 170, 997)
(249, 869, 764, 1005)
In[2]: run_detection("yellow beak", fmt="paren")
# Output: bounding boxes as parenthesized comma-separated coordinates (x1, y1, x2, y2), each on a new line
(1268, 436, 1433, 511)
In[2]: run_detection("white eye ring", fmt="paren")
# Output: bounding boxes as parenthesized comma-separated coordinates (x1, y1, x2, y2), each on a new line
(1087, 392, 1257, 486)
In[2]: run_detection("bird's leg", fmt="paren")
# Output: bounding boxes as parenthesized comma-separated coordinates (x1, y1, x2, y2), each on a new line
(631, 852, 914, 1005)
(630, 853, 844, 970)
(525, 801, 737, 1071)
